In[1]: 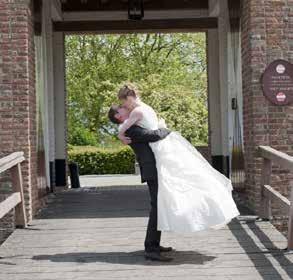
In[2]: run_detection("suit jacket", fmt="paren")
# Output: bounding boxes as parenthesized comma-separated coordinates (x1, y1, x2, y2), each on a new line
(125, 125, 171, 183)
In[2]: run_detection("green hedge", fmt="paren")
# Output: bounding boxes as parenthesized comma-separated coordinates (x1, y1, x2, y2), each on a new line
(68, 146, 135, 175)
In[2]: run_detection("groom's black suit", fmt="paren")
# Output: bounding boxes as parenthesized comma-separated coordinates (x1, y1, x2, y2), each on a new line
(125, 125, 170, 253)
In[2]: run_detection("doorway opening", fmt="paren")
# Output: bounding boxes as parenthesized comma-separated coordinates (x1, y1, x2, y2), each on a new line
(65, 32, 208, 180)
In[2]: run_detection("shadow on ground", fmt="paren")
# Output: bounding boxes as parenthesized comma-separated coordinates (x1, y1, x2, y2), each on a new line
(229, 218, 293, 280)
(37, 187, 150, 219)
(32, 250, 216, 266)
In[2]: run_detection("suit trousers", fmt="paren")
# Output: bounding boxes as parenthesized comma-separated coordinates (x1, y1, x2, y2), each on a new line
(144, 179, 161, 253)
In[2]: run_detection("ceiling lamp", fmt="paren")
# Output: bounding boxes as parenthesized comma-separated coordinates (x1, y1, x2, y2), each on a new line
(128, 0, 144, 20)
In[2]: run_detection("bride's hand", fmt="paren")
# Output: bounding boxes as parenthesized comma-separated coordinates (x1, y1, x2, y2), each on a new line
(158, 118, 167, 128)
(118, 133, 131, 145)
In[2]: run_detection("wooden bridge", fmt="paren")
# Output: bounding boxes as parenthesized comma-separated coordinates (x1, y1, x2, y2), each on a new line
(1, 147, 293, 280)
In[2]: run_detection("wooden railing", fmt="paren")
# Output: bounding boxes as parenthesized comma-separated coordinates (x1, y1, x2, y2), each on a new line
(0, 152, 27, 228)
(259, 145, 293, 249)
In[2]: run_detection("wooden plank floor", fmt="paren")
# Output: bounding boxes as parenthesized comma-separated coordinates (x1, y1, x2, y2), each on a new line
(1, 186, 293, 280)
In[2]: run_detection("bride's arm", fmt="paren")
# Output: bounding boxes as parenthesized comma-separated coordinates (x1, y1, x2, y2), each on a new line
(118, 109, 143, 143)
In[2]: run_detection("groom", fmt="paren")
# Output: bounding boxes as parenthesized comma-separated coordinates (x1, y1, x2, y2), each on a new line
(108, 105, 174, 262)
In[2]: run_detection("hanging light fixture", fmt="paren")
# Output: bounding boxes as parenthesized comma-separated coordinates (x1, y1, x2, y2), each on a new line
(128, 0, 144, 20)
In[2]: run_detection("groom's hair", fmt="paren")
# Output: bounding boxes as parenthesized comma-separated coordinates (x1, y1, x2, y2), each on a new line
(108, 105, 121, 124)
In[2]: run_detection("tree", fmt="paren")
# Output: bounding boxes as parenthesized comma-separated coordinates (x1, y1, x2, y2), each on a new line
(65, 33, 208, 146)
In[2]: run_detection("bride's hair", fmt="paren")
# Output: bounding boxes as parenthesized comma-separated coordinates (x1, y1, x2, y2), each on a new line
(118, 83, 139, 100)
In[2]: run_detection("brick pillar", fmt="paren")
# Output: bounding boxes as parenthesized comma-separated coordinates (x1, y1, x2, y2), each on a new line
(0, 0, 37, 222)
(241, 0, 293, 213)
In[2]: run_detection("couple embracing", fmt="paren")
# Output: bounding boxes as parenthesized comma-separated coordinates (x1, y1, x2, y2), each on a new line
(108, 84, 240, 262)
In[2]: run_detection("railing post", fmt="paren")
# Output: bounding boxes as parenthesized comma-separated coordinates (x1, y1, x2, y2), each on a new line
(10, 163, 27, 228)
(287, 181, 293, 250)
(260, 158, 272, 220)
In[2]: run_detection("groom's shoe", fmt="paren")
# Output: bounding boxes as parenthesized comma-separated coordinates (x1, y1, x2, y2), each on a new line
(159, 245, 174, 252)
(144, 251, 173, 262)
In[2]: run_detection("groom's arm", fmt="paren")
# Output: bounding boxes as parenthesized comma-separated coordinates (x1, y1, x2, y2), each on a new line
(125, 125, 171, 143)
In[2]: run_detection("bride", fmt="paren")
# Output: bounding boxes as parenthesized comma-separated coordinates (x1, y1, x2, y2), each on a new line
(116, 84, 240, 233)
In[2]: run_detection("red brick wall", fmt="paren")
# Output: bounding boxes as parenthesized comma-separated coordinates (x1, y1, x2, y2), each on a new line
(0, 0, 38, 222)
(241, 0, 293, 213)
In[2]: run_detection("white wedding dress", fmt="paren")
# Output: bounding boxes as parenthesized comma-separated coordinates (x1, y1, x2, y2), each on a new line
(126, 102, 240, 233)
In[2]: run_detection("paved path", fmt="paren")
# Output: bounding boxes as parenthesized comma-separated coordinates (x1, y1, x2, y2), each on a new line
(78, 174, 145, 188)
(1, 185, 293, 280)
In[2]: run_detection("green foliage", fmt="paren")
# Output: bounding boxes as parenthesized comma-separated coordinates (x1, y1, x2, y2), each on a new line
(138, 76, 208, 145)
(65, 33, 208, 146)
(68, 146, 135, 175)
(68, 126, 99, 146)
